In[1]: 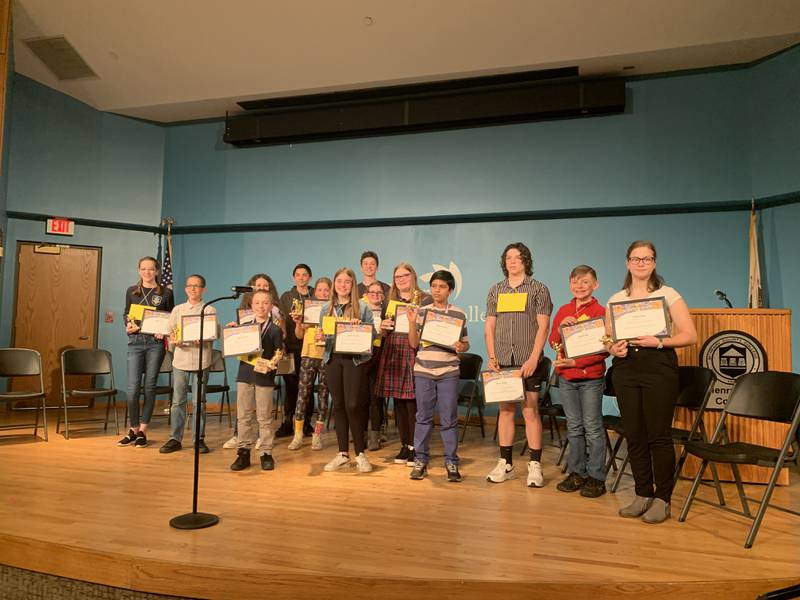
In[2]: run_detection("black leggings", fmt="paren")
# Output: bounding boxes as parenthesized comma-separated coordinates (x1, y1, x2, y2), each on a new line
(394, 398, 417, 447)
(365, 347, 384, 432)
(612, 348, 679, 502)
(325, 355, 369, 454)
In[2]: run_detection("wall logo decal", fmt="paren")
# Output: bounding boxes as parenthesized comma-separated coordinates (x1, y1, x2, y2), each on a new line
(699, 330, 767, 408)
(420, 261, 463, 300)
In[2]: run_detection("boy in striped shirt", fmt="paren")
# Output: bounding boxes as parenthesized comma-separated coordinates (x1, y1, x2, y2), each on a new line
(405, 270, 469, 482)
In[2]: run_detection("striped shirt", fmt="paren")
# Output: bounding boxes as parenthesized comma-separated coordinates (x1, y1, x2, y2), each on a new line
(486, 276, 553, 366)
(413, 305, 469, 379)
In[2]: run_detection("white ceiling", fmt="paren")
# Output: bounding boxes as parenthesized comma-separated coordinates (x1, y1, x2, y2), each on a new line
(12, 0, 800, 124)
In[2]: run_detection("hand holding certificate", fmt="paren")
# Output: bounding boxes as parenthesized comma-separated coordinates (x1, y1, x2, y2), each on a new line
(223, 324, 262, 357)
(420, 311, 464, 350)
(333, 323, 373, 355)
(559, 316, 607, 359)
(393, 305, 414, 334)
(482, 369, 524, 403)
(609, 296, 671, 340)
(140, 310, 171, 336)
(181, 314, 218, 342)
(303, 300, 326, 325)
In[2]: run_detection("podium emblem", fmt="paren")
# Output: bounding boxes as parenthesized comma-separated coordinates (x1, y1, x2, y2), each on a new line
(699, 330, 767, 408)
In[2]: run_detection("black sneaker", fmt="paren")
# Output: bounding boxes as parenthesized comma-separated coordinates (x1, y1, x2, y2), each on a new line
(133, 431, 148, 448)
(274, 421, 293, 438)
(409, 460, 428, 480)
(230, 448, 251, 471)
(406, 447, 416, 467)
(394, 445, 410, 464)
(117, 429, 137, 447)
(260, 453, 275, 471)
(580, 476, 607, 498)
(446, 461, 462, 483)
(159, 439, 182, 454)
(197, 440, 210, 454)
(557, 472, 587, 493)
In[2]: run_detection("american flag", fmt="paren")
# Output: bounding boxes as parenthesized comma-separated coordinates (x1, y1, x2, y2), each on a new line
(161, 232, 173, 289)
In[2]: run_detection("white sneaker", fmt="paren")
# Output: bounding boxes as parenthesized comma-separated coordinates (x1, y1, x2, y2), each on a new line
(311, 432, 323, 451)
(255, 438, 262, 450)
(323, 452, 351, 472)
(287, 433, 303, 451)
(222, 436, 238, 449)
(527, 460, 544, 488)
(486, 458, 515, 483)
(355, 452, 373, 473)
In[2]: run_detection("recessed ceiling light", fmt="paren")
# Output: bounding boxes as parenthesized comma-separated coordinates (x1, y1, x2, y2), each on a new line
(363, 16, 374, 26)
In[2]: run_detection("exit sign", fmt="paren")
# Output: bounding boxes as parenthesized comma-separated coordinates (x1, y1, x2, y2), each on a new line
(46, 218, 75, 236)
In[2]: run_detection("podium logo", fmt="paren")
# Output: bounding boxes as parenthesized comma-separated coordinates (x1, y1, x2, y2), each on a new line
(699, 330, 767, 408)
(420, 261, 463, 299)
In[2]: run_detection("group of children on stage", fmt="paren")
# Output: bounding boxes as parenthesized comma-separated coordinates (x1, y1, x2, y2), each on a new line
(122, 240, 696, 525)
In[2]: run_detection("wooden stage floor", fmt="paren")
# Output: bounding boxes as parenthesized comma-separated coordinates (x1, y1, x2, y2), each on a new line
(0, 414, 798, 600)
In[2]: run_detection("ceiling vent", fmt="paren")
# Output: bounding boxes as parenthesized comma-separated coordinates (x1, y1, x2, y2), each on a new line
(23, 36, 97, 80)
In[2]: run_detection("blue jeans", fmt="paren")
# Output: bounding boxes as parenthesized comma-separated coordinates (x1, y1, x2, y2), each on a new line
(558, 376, 606, 481)
(413, 374, 460, 465)
(126, 335, 165, 428)
(169, 367, 208, 443)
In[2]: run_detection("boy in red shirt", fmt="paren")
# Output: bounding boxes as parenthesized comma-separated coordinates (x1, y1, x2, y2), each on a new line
(549, 265, 609, 497)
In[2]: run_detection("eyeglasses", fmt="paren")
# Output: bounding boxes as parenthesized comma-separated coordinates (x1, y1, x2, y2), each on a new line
(394, 273, 412, 280)
(628, 256, 655, 265)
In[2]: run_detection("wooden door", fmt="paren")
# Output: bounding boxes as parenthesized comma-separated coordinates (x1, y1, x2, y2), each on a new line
(11, 242, 101, 405)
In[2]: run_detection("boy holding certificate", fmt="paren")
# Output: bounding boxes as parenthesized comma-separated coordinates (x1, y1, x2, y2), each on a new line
(160, 275, 218, 454)
(485, 243, 553, 487)
(405, 270, 469, 482)
(548, 265, 609, 498)
(230, 290, 285, 471)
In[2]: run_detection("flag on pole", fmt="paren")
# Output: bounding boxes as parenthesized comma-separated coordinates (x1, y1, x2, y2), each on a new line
(747, 201, 762, 308)
(161, 219, 174, 289)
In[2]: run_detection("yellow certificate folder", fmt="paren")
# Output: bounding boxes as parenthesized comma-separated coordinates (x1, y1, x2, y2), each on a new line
(128, 303, 155, 321)
(497, 293, 527, 313)
(386, 300, 410, 317)
(322, 316, 337, 335)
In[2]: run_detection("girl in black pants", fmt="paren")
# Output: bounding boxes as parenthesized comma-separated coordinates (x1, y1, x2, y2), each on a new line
(320, 268, 375, 474)
(605, 240, 697, 524)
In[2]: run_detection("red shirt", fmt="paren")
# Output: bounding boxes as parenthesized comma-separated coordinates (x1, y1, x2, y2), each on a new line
(548, 297, 608, 381)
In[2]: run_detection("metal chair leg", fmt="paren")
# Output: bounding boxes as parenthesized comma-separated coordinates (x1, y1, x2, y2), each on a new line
(611, 454, 629, 493)
(678, 459, 710, 522)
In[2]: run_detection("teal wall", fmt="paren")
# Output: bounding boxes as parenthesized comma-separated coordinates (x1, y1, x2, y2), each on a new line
(2, 46, 799, 407)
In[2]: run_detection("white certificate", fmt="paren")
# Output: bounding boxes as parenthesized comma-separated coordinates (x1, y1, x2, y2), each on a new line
(610, 297, 671, 340)
(334, 323, 373, 355)
(181, 314, 218, 342)
(222, 324, 261, 357)
(237, 308, 255, 325)
(420, 310, 464, 350)
(560, 317, 607, 359)
(303, 300, 326, 325)
(371, 309, 382, 334)
(139, 310, 171, 335)
(394, 305, 414, 334)
(482, 370, 524, 404)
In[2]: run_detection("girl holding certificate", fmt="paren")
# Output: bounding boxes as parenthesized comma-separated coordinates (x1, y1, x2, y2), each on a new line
(118, 257, 174, 448)
(605, 240, 697, 524)
(320, 268, 375, 473)
(485, 243, 553, 487)
(375, 262, 431, 467)
(287, 277, 332, 451)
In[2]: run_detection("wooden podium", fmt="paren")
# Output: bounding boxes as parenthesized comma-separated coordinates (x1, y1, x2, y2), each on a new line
(675, 308, 793, 484)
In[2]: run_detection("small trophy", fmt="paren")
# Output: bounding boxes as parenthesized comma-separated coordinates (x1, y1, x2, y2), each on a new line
(410, 289, 422, 307)
(552, 341, 563, 361)
(290, 297, 303, 316)
(314, 324, 326, 346)
(600, 334, 614, 347)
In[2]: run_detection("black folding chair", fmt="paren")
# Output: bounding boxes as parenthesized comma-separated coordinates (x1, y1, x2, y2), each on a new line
(457, 353, 484, 442)
(57, 348, 119, 439)
(677, 371, 800, 548)
(537, 367, 567, 465)
(0, 348, 48, 441)
(207, 350, 232, 426)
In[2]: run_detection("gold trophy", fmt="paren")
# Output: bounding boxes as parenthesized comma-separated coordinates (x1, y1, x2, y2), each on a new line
(600, 334, 614, 347)
(290, 297, 303, 317)
(552, 341, 563, 361)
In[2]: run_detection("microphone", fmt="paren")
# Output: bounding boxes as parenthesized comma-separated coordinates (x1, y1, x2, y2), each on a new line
(231, 285, 254, 297)
(715, 289, 733, 308)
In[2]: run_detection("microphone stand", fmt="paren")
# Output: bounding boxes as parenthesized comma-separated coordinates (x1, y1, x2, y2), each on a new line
(170, 291, 240, 530)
